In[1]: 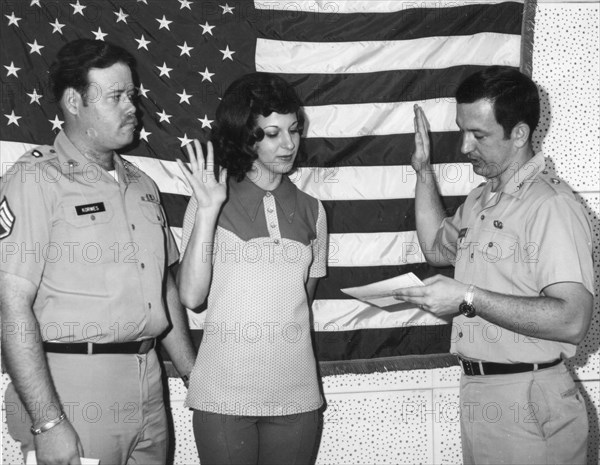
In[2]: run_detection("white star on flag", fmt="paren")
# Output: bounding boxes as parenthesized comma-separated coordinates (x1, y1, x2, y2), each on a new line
(5, 12, 22, 27)
(179, 0, 193, 10)
(138, 84, 149, 98)
(5, 62, 21, 78)
(178, 42, 193, 57)
(156, 110, 173, 123)
(27, 89, 43, 105)
(135, 35, 150, 50)
(198, 115, 214, 128)
(114, 8, 129, 23)
(219, 45, 235, 61)
(178, 133, 193, 147)
(219, 3, 234, 14)
(177, 90, 193, 104)
(156, 15, 172, 30)
(92, 28, 107, 40)
(49, 19, 66, 34)
(199, 68, 214, 82)
(30, 0, 41, 6)
(70, 1, 86, 15)
(199, 21, 214, 35)
(5, 111, 22, 126)
(156, 63, 173, 78)
(49, 115, 64, 131)
(27, 40, 45, 55)
(139, 127, 151, 142)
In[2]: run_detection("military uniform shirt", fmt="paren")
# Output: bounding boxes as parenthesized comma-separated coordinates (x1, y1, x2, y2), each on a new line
(434, 152, 594, 363)
(181, 176, 327, 416)
(0, 131, 179, 343)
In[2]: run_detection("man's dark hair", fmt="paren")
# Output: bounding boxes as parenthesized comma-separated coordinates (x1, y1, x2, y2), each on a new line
(213, 72, 305, 181)
(456, 66, 540, 139)
(49, 39, 136, 104)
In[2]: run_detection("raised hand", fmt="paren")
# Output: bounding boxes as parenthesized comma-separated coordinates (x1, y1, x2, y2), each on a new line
(411, 104, 432, 173)
(176, 140, 227, 212)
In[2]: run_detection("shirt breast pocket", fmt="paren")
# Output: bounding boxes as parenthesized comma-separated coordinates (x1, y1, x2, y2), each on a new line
(138, 201, 167, 259)
(478, 229, 519, 268)
(61, 201, 117, 264)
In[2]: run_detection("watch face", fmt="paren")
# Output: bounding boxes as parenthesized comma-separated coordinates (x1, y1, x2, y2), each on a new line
(459, 302, 476, 318)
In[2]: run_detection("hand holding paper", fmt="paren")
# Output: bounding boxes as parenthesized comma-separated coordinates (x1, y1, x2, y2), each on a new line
(341, 273, 424, 310)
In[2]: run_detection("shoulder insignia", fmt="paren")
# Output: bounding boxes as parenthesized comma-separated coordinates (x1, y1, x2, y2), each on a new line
(0, 198, 16, 240)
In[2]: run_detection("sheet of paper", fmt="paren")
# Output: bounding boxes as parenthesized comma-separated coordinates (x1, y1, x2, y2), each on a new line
(341, 272, 424, 309)
(27, 451, 100, 465)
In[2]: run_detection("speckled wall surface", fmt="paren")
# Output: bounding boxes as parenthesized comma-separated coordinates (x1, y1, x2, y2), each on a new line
(2, 3, 599, 464)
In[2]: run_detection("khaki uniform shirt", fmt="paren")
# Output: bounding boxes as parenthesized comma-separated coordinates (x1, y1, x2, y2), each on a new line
(0, 131, 178, 343)
(434, 152, 594, 363)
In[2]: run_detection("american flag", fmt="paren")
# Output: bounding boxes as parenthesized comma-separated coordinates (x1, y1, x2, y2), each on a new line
(1, 0, 531, 374)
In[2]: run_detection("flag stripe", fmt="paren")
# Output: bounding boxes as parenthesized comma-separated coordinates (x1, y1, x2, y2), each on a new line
(303, 99, 459, 138)
(285, 66, 495, 106)
(256, 33, 520, 74)
(316, 265, 455, 301)
(254, 2, 524, 37)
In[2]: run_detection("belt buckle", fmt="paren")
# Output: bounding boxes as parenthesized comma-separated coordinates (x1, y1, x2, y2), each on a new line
(459, 358, 482, 376)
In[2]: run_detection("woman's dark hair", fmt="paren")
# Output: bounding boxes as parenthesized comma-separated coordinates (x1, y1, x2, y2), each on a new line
(456, 66, 540, 140)
(213, 72, 305, 181)
(49, 39, 136, 104)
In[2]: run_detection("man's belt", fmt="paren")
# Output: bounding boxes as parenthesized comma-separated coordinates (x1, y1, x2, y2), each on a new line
(458, 356, 561, 376)
(43, 339, 156, 355)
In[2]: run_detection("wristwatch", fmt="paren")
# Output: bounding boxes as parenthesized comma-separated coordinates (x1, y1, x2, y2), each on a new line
(459, 284, 476, 318)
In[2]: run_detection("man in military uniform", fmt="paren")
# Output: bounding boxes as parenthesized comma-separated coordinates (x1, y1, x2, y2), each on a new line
(0, 39, 195, 464)
(394, 66, 593, 464)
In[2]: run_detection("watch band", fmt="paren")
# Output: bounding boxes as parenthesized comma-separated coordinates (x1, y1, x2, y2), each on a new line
(464, 284, 475, 306)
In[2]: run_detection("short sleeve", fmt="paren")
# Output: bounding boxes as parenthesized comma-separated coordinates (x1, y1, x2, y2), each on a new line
(179, 195, 198, 258)
(527, 195, 594, 294)
(432, 202, 466, 264)
(309, 200, 327, 278)
(0, 161, 51, 286)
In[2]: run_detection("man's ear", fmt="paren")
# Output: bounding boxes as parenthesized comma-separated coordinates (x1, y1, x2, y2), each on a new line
(511, 121, 530, 148)
(62, 88, 83, 115)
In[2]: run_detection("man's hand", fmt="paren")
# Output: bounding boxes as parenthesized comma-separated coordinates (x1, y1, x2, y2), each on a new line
(176, 139, 227, 213)
(34, 419, 84, 465)
(411, 104, 431, 173)
(393, 274, 468, 318)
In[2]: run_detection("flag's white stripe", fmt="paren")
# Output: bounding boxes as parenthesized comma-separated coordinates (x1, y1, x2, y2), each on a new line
(1, 141, 483, 200)
(329, 231, 425, 267)
(256, 33, 520, 74)
(304, 99, 457, 138)
(171, 226, 427, 267)
(292, 165, 485, 200)
(187, 298, 446, 331)
(255, 0, 522, 14)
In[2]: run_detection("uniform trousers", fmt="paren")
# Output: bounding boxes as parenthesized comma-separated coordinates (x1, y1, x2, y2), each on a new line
(460, 362, 588, 464)
(5, 350, 168, 465)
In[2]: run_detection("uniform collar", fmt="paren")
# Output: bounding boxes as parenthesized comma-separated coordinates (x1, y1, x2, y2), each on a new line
(54, 130, 134, 184)
(476, 151, 545, 202)
(232, 175, 297, 223)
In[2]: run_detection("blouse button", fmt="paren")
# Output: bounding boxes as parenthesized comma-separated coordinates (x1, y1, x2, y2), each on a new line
(274, 239, 280, 245)
(267, 207, 274, 213)
(265, 192, 272, 197)
(270, 223, 276, 228)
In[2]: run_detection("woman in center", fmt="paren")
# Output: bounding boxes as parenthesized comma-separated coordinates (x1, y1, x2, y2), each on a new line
(176, 72, 327, 465)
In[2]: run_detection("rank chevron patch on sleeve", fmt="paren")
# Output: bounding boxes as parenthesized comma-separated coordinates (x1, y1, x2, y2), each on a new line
(0, 198, 15, 240)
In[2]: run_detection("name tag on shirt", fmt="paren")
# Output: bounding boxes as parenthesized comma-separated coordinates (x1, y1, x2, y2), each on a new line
(75, 202, 106, 216)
